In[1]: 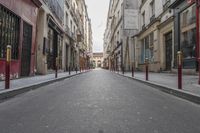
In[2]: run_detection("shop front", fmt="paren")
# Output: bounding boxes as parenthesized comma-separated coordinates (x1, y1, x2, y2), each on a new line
(171, 1, 197, 72)
(0, 0, 41, 80)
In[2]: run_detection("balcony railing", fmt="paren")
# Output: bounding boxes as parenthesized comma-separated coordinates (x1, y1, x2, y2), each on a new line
(142, 24, 145, 30)
(150, 14, 155, 22)
(65, 0, 70, 8)
(65, 26, 70, 36)
(163, 0, 171, 10)
(43, 0, 64, 23)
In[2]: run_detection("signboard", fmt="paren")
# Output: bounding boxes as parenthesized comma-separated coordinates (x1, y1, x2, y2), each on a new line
(124, 9, 138, 30)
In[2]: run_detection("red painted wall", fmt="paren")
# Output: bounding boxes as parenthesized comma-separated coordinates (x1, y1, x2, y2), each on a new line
(0, 0, 39, 79)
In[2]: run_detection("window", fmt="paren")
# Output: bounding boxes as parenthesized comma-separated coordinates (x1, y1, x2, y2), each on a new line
(180, 4, 196, 68)
(142, 12, 145, 27)
(141, 32, 154, 63)
(65, 13, 69, 27)
(0, 5, 20, 59)
(70, 20, 72, 32)
(150, 0, 155, 17)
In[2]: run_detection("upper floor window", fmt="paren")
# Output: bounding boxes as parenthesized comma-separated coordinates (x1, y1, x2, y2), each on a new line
(65, 13, 69, 26)
(150, 0, 155, 17)
(142, 12, 145, 26)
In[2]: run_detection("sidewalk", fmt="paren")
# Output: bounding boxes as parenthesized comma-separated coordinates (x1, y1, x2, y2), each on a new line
(0, 71, 83, 90)
(115, 71, 200, 103)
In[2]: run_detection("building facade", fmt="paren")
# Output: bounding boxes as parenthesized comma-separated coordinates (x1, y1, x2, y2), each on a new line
(170, 0, 198, 74)
(35, 0, 93, 75)
(0, 0, 42, 80)
(134, 0, 174, 72)
(103, 0, 139, 71)
(36, 0, 64, 75)
(0, 0, 92, 80)
(93, 52, 103, 68)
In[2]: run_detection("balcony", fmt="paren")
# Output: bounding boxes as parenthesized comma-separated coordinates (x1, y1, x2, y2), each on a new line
(142, 24, 145, 30)
(65, 26, 70, 36)
(163, 0, 171, 11)
(65, 0, 70, 8)
(150, 14, 155, 23)
(43, 0, 64, 23)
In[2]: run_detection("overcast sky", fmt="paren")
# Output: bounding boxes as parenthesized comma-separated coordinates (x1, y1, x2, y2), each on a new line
(85, 0, 109, 53)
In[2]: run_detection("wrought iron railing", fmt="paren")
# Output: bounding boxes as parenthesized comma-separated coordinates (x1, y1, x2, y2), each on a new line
(0, 4, 20, 59)
(43, 0, 64, 23)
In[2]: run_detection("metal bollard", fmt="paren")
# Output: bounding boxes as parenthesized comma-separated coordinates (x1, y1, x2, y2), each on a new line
(122, 66, 124, 75)
(145, 58, 149, 81)
(177, 51, 182, 89)
(132, 62, 134, 77)
(5, 45, 11, 89)
(55, 57, 58, 78)
(69, 66, 71, 75)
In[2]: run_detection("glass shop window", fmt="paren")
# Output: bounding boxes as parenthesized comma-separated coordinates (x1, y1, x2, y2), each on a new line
(180, 4, 196, 60)
(141, 32, 154, 63)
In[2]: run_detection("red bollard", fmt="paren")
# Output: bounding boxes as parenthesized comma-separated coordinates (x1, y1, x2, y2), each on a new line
(177, 51, 182, 89)
(5, 45, 11, 89)
(145, 58, 149, 81)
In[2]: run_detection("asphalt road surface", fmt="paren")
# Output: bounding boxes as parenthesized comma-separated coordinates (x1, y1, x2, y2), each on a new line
(0, 69, 200, 133)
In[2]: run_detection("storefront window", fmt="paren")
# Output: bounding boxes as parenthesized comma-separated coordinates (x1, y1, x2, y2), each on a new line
(140, 32, 154, 64)
(180, 4, 196, 68)
(0, 5, 20, 59)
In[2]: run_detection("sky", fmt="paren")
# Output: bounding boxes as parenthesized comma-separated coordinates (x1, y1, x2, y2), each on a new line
(85, 0, 110, 53)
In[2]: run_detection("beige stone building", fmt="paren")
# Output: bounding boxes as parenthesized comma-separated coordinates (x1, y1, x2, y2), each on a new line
(103, 0, 139, 71)
(35, 0, 93, 74)
(134, 0, 174, 72)
(93, 53, 103, 68)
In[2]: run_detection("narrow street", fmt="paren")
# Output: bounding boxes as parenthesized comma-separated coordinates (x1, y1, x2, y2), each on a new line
(0, 69, 200, 133)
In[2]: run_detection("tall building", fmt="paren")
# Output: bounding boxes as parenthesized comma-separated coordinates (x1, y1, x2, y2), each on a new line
(35, 0, 93, 74)
(103, 0, 139, 71)
(135, 0, 174, 72)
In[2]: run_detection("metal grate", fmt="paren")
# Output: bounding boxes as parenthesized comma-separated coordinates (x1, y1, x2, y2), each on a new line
(0, 4, 20, 59)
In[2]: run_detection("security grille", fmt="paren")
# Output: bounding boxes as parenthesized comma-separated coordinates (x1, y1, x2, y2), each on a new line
(0, 4, 20, 59)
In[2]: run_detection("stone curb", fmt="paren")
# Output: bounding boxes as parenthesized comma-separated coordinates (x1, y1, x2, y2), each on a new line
(0, 71, 91, 101)
(114, 72, 200, 104)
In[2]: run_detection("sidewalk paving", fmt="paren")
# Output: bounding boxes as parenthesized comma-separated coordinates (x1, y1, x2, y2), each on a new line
(116, 71, 200, 96)
(0, 71, 80, 90)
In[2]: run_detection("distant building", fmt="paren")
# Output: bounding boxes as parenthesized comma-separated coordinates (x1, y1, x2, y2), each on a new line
(93, 53, 103, 68)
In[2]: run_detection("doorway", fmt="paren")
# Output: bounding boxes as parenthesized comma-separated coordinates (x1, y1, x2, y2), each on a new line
(165, 32, 172, 71)
(21, 22, 32, 76)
